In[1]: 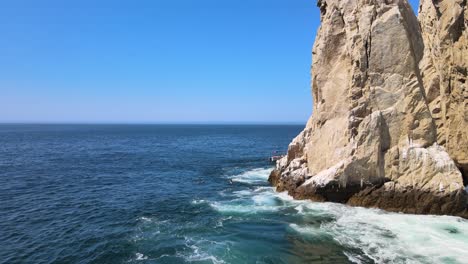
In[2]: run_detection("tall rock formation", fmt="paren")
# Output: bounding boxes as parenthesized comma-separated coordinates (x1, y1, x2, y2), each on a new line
(418, 0, 468, 178)
(270, 0, 468, 217)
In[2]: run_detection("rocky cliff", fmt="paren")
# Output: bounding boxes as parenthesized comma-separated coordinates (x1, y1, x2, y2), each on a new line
(270, 0, 468, 217)
(419, 0, 468, 178)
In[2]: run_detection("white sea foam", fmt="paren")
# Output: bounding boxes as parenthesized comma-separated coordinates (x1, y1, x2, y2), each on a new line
(191, 199, 207, 205)
(230, 168, 272, 184)
(215, 216, 232, 227)
(183, 247, 225, 264)
(289, 223, 329, 238)
(139, 216, 152, 222)
(180, 237, 227, 264)
(268, 183, 468, 263)
(232, 190, 253, 197)
(213, 167, 468, 263)
(211, 186, 288, 214)
(135, 253, 148, 260)
(210, 201, 281, 214)
(137, 216, 168, 225)
(275, 191, 297, 202)
(209, 168, 283, 214)
(291, 202, 468, 263)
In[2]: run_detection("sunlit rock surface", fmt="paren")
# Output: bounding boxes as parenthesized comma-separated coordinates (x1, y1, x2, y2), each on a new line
(418, 0, 468, 177)
(270, 0, 468, 218)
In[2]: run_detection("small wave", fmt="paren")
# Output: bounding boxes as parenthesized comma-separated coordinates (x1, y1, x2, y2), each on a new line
(232, 190, 253, 197)
(230, 168, 272, 184)
(289, 223, 325, 236)
(191, 199, 207, 205)
(232, 187, 275, 198)
(139, 216, 152, 222)
(210, 201, 280, 214)
(154, 254, 171, 261)
(294, 205, 305, 214)
(179, 237, 227, 264)
(137, 216, 169, 226)
(215, 216, 232, 228)
(183, 253, 225, 264)
(135, 253, 148, 261)
(210, 185, 288, 214)
(274, 191, 297, 202)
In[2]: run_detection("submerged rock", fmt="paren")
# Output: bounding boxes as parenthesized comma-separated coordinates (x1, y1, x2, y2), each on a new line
(270, 0, 468, 218)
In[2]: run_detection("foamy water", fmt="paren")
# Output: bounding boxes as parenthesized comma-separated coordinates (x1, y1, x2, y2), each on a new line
(230, 167, 272, 184)
(3, 125, 466, 264)
(207, 168, 468, 264)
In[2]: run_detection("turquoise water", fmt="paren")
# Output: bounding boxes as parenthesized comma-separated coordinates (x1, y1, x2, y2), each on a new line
(1, 125, 467, 263)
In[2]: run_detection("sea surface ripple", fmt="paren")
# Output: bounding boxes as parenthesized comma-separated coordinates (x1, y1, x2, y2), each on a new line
(0, 124, 467, 264)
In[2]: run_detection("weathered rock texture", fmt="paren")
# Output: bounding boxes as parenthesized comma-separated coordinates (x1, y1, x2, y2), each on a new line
(418, 0, 468, 178)
(270, 0, 468, 217)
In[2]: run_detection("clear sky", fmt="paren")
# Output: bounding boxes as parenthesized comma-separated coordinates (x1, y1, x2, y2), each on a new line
(0, 0, 419, 124)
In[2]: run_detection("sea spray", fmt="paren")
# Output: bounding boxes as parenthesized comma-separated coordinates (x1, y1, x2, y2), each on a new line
(208, 167, 468, 263)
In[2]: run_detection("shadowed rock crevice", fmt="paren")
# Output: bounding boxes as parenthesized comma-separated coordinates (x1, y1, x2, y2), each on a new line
(270, 0, 468, 218)
(459, 164, 468, 187)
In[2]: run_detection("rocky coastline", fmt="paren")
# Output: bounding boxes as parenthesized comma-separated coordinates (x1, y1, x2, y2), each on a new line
(270, 0, 468, 218)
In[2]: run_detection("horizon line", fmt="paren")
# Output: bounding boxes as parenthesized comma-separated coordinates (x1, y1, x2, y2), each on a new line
(0, 121, 306, 126)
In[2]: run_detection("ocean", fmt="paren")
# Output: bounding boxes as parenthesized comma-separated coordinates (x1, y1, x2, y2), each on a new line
(1, 124, 467, 264)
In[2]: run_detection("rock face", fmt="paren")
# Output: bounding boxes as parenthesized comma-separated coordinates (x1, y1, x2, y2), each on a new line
(270, 0, 468, 217)
(418, 0, 468, 178)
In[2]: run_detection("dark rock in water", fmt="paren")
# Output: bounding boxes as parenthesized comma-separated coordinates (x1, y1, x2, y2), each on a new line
(347, 185, 468, 218)
(444, 227, 460, 234)
(268, 169, 282, 187)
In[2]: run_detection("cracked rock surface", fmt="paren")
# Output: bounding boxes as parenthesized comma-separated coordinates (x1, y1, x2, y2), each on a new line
(270, 0, 468, 218)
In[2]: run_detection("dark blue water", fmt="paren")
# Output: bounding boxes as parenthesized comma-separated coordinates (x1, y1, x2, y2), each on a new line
(1, 125, 467, 264)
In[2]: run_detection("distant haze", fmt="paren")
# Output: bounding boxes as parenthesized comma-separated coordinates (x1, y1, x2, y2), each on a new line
(0, 0, 420, 124)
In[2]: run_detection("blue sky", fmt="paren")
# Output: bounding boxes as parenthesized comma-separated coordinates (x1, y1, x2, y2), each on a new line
(0, 0, 419, 124)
